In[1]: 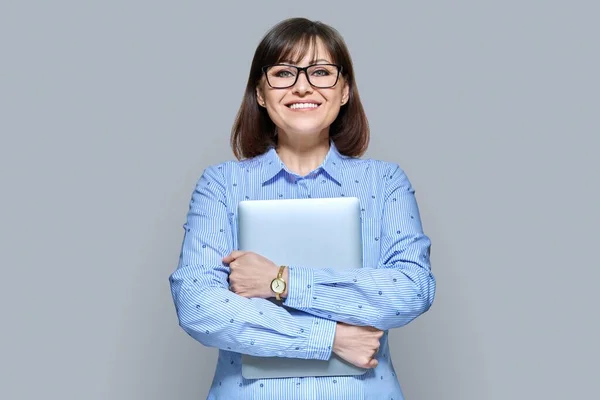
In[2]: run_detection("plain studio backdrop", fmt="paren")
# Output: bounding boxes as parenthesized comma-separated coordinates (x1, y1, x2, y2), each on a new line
(1, 1, 598, 399)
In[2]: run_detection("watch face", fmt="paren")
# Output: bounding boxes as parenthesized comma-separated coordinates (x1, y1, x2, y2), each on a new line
(271, 278, 284, 294)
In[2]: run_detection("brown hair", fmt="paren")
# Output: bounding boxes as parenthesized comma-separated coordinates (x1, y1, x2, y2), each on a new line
(230, 17, 370, 160)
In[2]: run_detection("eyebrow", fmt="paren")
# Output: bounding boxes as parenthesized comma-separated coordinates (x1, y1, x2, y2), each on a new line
(279, 58, 333, 65)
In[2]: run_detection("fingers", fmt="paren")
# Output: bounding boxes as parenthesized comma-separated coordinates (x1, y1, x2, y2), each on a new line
(223, 250, 246, 264)
(332, 325, 384, 370)
(367, 330, 382, 369)
(358, 354, 379, 369)
(372, 341, 380, 358)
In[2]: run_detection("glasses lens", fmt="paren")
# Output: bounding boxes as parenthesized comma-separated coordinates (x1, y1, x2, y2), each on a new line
(266, 65, 298, 88)
(306, 64, 339, 88)
(266, 64, 339, 88)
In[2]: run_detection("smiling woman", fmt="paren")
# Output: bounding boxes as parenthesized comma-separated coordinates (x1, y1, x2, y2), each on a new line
(169, 17, 436, 400)
(254, 38, 350, 156)
(231, 18, 369, 164)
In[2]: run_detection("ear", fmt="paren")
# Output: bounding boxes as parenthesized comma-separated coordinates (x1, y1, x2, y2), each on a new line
(341, 80, 350, 105)
(256, 85, 266, 107)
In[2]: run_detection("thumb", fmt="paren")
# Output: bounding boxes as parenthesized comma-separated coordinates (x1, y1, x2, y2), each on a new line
(223, 250, 246, 264)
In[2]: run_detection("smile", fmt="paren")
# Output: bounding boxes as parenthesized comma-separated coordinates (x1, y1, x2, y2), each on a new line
(287, 103, 320, 110)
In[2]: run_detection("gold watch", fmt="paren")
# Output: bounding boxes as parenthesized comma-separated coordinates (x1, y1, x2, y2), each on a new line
(270, 265, 287, 301)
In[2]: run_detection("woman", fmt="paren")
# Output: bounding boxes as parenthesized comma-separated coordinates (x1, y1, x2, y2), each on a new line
(169, 17, 436, 400)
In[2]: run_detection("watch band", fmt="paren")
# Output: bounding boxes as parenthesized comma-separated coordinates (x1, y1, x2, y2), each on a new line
(275, 265, 286, 301)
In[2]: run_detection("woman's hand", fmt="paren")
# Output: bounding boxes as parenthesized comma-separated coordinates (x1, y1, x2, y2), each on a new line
(333, 322, 384, 369)
(223, 251, 280, 299)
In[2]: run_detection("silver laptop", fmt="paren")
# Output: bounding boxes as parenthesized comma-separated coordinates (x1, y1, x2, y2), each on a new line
(237, 197, 366, 379)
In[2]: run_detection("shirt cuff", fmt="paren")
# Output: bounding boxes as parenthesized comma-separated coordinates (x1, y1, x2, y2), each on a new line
(306, 316, 336, 361)
(283, 265, 315, 309)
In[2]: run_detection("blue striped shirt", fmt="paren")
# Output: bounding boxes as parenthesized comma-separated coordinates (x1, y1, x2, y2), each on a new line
(169, 142, 436, 400)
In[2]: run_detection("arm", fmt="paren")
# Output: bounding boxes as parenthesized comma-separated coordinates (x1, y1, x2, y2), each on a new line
(282, 164, 436, 331)
(169, 165, 336, 360)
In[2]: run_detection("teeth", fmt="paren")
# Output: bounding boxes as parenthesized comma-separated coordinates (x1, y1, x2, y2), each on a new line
(289, 103, 319, 109)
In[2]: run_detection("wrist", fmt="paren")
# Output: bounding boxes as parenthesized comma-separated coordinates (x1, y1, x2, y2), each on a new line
(332, 322, 342, 353)
(281, 266, 289, 298)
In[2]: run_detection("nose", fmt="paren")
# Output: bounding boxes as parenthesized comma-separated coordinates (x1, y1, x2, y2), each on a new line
(292, 70, 313, 95)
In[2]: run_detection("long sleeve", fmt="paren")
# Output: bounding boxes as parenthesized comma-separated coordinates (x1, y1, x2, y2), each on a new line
(283, 164, 436, 331)
(169, 165, 336, 360)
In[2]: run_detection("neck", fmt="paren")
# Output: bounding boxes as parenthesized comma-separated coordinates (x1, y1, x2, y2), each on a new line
(276, 134, 330, 176)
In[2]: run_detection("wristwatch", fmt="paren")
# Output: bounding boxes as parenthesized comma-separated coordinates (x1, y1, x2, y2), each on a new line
(270, 265, 287, 301)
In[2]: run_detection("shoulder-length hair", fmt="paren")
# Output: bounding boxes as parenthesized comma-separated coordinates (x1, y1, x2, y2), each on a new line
(230, 18, 370, 160)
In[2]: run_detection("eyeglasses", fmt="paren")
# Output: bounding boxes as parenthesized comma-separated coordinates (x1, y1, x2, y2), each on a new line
(262, 63, 342, 89)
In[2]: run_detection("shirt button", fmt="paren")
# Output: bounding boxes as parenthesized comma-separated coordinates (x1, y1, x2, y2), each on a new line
(277, 351, 284, 357)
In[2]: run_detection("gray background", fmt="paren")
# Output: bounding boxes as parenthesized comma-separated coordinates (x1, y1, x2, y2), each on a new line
(1, 1, 598, 399)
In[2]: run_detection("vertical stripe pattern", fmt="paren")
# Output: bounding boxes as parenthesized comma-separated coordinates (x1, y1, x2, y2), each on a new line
(169, 142, 435, 400)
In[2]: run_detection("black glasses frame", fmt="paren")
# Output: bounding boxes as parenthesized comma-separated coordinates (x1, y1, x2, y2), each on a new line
(261, 63, 343, 89)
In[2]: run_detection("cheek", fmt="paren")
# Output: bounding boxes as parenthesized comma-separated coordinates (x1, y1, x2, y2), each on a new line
(264, 92, 285, 109)
(324, 89, 343, 104)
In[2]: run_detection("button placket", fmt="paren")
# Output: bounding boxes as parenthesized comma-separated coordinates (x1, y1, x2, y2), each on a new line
(297, 178, 310, 198)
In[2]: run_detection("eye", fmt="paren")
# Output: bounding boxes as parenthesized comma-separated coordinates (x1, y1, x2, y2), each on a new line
(275, 70, 294, 78)
(311, 68, 331, 77)
(269, 66, 296, 78)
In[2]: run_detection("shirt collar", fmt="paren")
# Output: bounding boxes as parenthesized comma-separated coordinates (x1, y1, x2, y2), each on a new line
(259, 140, 344, 186)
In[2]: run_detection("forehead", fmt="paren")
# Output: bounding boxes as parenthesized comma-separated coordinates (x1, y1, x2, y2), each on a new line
(275, 36, 334, 65)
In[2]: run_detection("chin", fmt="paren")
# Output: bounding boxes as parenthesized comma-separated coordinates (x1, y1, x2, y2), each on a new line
(285, 125, 329, 137)
(284, 119, 332, 135)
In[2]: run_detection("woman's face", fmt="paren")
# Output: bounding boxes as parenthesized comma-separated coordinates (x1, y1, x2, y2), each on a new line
(256, 39, 349, 141)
